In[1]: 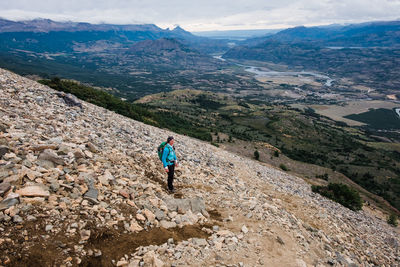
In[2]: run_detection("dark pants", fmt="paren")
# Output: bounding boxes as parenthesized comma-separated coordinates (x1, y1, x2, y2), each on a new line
(167, 164, 175, 191)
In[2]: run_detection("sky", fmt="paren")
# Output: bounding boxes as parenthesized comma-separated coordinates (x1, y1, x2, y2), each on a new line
(0, 0, 399, 31)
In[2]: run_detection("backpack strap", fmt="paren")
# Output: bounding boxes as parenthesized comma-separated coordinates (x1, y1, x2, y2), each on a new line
(165, 144, 171, 163)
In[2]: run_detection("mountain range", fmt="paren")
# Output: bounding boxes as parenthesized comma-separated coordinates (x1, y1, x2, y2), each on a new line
(241, 20, 400, 47)
(0, 18, 399, 265)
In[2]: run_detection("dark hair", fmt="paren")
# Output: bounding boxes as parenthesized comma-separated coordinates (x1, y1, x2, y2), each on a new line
(167, 136, 174, 143)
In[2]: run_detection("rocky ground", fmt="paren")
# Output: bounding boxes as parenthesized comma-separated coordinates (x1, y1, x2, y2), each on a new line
(0, 67, 399, 267)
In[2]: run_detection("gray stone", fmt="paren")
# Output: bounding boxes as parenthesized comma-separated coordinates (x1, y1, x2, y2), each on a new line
(160, 220, 176, 229)
(276, 236, 285, 245)
(0, 122, 8, 133)
(38, 149, 65, 166)
(0, 169, 9, 180)
(164, 198, 188, 212)
(49, 137, 63, 144)
(3, 214, 11, 222)
(192, 238, 208, 247)
(86, 142, 99, 153)
(213, 225, 220, 232)
(45, 224, 53, 231)
(155, 209, 165, 221)
(0, 197, 19, 211)
(84, 187, 99, 204)
(201, 209, 209, 218)
(164, 197, 205, 214)
(27, 215, 37, 221)
(57, 145, 71, 155)
(13, 215, 23, 223)
(174, 252, 182, 259)
(36, 159, 55, 169)
(0, 146, 9, 158)
(56, 92, 83, 109)
(190, 197, 206, 213)
(0, 182, 11, 196)
(215, 255, 224, 261)
(22, 159, 32, 168)
(50, 181, 60, 192)
(94, 249, 102, 257)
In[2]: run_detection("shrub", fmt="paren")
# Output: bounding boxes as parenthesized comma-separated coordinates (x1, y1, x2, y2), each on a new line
(279, 164, 288, 171)
(312, 183, 363, 211)
(316, 173, 329, 181)
(254, 150, 260, 160)
(387, 214, 398, 227)
(211, 142, 219, 147)
(273, 150, 279, 157)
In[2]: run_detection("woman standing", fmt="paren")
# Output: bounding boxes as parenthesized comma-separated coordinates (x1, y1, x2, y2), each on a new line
(161, 136, 178, 193)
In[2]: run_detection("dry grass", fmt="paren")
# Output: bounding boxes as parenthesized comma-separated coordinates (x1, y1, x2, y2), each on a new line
(311, 100, 399, 126)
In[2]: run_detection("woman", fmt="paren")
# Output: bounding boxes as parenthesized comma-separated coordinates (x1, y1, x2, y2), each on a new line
(161, 136, 178, 193)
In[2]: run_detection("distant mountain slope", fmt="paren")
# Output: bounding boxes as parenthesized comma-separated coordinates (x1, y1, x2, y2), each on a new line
(125, 38, 225, 70)
(194, 29, 280, 40)
(0, 18, 231, 54)
(242, 20, 400, 47)
(0, 18, 167, 33)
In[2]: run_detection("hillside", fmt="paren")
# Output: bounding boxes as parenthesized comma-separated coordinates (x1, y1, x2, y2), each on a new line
(123, 38, 225, 71)
(0, 19, 243, 100)
(0, 68, 399, 266)
(0, 18, 230, 54)
(137, 89, 400, 212)
(241, 21, 400, 47)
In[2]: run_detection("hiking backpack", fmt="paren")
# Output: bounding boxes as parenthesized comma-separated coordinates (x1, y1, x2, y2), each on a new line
(157, 142, 168, 161)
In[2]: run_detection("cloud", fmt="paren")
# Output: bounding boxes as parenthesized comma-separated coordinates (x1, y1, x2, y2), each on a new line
(0, 0, 399, 31)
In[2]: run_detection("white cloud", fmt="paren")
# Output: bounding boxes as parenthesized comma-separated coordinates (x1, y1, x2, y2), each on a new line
(0, 0, 399, 31)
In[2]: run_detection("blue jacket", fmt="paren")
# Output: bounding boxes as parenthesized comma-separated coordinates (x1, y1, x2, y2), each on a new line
(162, 144, 177, 168)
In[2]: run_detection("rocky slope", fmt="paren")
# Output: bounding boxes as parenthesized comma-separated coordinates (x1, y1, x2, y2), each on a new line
(0, 68, 399, 267)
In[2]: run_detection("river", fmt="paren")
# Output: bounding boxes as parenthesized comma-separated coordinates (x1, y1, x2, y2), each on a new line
(214, 56, 334, 87)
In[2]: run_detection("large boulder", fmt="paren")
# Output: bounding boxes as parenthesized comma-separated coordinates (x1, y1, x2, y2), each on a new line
(16, 185, 50, 197)
(38, 149, 65, 166)
(163, 197, 206, 214)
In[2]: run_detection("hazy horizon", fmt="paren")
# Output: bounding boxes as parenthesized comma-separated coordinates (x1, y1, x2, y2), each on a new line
(1, 0, 399, 31)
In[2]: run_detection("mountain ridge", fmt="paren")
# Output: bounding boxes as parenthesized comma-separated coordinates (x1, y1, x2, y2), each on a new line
(240, 20, 400, 47)
(0, 18, 169, 33)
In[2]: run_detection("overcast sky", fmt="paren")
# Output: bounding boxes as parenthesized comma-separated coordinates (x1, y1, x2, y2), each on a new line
(0, 0, 399, 31)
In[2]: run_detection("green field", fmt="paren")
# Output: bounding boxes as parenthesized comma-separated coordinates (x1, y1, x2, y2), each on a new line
(345, 108, 400, 129)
